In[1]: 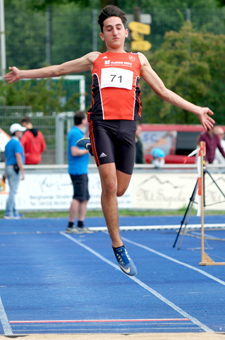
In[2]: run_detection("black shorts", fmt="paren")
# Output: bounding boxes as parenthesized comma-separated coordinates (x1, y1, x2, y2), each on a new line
(70, 174, 90, 201)
(89, 120, 136, 175)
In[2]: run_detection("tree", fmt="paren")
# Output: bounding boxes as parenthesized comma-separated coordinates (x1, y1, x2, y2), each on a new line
(3, 0, 225, 116)
(4, 0, 220, 10)
(0, 78, 80, 114)
(217, 0, 225, 6)
(141, 22, 225, 124)
(5, 0, 93, 10)
(4, 0, 117, 10)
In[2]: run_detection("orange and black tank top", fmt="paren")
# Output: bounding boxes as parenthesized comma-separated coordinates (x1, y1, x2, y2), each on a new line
(88, 52, 142, 121)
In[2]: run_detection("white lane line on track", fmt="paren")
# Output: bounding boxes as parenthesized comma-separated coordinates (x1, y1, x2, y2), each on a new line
(0, 223, 224, 236)
(9, 318, 190, 324)
(121, 236, 225, 287)
(74, 224, 225, 232)
(0, 296, 13, 335)
(60, 232, 214, 333)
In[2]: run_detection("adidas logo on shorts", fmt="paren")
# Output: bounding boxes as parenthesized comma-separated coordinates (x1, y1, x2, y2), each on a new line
(100, 152, 107, 158)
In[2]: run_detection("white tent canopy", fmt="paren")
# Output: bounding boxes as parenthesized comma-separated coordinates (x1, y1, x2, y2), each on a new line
(0, 128, 10, 152)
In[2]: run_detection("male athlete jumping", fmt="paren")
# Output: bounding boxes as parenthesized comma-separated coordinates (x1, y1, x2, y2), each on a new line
(4, 5, 214, 277)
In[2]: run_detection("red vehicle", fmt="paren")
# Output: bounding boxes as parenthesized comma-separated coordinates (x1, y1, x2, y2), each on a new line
(140, 124, 225, 164)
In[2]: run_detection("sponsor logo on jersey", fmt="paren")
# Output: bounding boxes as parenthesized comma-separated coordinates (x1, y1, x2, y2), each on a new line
(128, 55, 136, 62)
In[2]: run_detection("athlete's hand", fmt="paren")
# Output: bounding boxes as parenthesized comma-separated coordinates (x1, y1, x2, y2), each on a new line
(197, 108, 215, 130)
(4, 66, 21, 84)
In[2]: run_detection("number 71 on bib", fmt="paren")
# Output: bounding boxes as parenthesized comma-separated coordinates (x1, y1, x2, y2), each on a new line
(101, 67, 133, 90)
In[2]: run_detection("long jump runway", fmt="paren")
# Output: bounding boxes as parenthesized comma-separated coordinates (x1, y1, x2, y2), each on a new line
(0, 215, 225, 336)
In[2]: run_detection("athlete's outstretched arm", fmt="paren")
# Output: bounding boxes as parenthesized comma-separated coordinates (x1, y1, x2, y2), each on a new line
(4, 51, 101, 84)
(139, 53, 215, 130)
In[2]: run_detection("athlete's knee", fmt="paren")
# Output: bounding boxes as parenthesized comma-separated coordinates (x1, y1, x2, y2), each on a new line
(117, 186, 127, 197)
(102, 177, 117, 196)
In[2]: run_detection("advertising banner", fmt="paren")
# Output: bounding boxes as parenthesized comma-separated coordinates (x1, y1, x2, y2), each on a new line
(0, 172, 133, 211)
(0, 170, 224, 211)
(132, 172, 225, 211)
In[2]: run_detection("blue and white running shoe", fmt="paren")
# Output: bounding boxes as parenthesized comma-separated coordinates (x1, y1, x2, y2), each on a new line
(113, 246, 137, 276)
(76, 138, 93, 156)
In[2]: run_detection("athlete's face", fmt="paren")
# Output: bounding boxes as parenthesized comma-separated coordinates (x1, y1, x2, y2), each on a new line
(100, 16, 128, 52)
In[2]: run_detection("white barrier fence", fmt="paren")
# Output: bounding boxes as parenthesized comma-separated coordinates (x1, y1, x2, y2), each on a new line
(0, 164, 225, 212)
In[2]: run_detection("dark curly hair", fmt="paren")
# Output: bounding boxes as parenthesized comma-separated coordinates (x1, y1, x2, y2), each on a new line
(98, 5, 127, 32)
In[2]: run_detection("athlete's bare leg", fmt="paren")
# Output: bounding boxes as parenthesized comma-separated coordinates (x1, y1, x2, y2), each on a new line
(98, 162, 137, 276)
(98, 163, 131, 248)
(116, 169, 132, 197)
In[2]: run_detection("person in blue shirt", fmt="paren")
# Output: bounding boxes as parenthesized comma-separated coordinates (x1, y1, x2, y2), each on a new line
(65, 111, 92, 234)
(4, 123, 26, 219)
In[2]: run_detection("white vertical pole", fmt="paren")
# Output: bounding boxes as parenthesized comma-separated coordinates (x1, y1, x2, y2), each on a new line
(46, 5, 52, 65)
(0, 0, 6, 78)
(186, 8, 191, 21)
(80, 76, 85, 111)
(55, 114, 64, 164)
(92, 9, 97, 51)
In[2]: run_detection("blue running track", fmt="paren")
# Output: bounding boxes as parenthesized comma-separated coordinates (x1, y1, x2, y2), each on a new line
(0, 215, 225, 335)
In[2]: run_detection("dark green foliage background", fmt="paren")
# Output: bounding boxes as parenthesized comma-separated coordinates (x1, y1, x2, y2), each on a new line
(1, 0, 225, 123)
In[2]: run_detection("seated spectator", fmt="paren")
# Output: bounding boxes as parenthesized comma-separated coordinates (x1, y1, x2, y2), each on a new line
(151, 148, 165, 169)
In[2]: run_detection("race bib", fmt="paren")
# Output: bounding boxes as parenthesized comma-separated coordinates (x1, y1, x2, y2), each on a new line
(101, 67, 133, 90)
